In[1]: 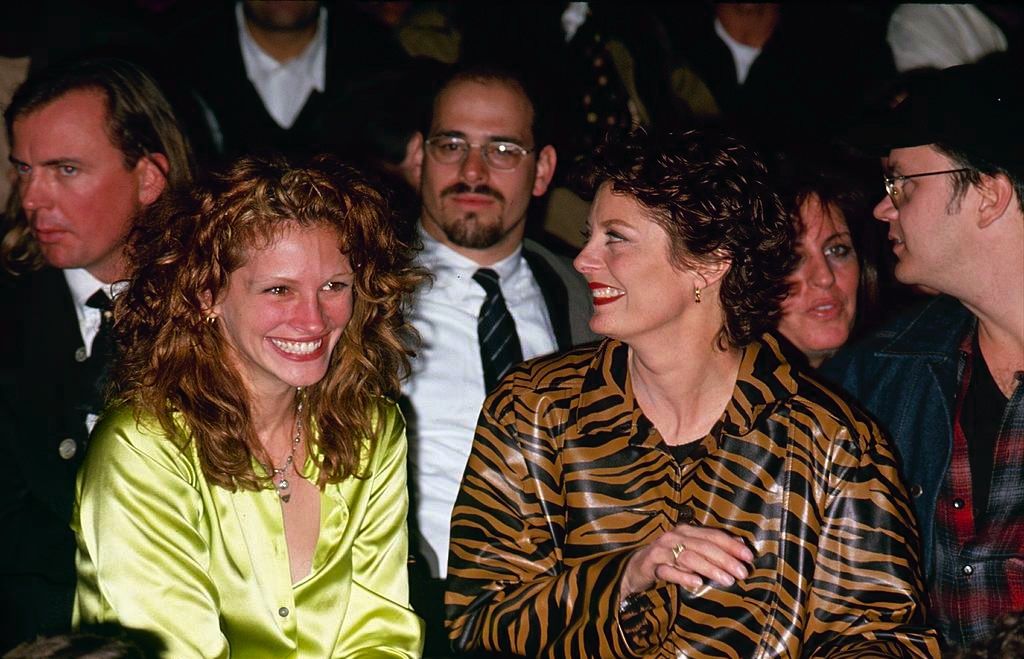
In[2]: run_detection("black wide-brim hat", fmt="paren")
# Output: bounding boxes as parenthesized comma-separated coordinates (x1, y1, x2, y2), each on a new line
(850, 56, 1024, 172)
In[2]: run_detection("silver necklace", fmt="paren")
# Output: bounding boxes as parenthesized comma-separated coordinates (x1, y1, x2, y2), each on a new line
(270, 397, 303, 503)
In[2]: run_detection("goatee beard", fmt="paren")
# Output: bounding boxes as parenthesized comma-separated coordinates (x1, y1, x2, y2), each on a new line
(438, 182, 507, 249)
(442, 213, 505, 249)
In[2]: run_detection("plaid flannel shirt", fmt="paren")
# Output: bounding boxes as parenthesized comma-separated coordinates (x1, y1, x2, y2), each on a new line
(931, 329, 1024, 648)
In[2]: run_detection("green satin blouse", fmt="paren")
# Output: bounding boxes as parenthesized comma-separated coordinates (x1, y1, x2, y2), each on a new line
(72, 403, 423, 658)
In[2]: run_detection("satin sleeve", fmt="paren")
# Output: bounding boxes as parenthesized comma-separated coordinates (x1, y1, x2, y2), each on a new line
(336, 404, 424, 657)
(72, 406, 228, 658)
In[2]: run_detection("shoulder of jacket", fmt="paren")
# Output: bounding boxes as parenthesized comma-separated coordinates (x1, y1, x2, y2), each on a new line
(504, 343, 602, 393)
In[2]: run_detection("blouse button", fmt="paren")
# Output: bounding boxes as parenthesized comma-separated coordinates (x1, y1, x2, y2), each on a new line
(278, 607, 289, 617)
(909, 484, 923, 498)
(678, 506, 694, 523)
(58, 438, 78, 460)
(953, 498, 965, 509)
(962, 564, 974, 576)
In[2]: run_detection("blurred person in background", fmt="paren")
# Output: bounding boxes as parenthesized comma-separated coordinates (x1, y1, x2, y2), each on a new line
(773, 149, 881, 367)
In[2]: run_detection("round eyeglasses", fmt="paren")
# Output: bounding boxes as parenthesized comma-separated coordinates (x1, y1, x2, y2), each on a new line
(883, 168, 972, 207)
(424, 136, 533, 171)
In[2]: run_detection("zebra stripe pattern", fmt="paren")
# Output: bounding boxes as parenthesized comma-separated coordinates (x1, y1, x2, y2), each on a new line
(446, 335, 940, 658)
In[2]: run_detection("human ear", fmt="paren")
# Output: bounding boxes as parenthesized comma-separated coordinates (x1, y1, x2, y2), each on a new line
(200, 289, 220, 321)
(697, 251, 732, 288)
(136, 153, 169, 206)
(532, 145, 557, 197)
(976, 173, 1014, 229)
(405, 132, 425, 189)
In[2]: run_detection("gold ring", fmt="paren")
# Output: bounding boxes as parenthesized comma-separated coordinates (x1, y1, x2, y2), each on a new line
(671, 543, 686, 560)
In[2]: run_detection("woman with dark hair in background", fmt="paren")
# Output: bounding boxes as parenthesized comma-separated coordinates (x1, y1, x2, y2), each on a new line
(72, 155, 425, 657)
(773, 149, 883, 367)
(444, 130, 938, 657)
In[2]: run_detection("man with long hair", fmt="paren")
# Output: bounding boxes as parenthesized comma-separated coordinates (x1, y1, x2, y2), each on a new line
(0, 57, 194, 650)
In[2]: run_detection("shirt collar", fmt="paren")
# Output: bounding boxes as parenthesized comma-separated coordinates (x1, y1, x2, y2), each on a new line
(63, 268, 116, 313)
(561, 2, 589, 42)
(236, 1, 327, 92)
(576, 333, 797, 443)
(416, 223, 524, 283)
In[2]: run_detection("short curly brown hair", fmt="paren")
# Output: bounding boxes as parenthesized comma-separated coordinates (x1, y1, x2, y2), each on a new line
(574, 129, 796, 348)
(113, 154, 426, 490)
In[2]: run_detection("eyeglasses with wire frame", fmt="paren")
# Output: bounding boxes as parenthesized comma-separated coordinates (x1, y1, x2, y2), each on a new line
(424, 135, 534, 171)
(883, 168, 973, 207)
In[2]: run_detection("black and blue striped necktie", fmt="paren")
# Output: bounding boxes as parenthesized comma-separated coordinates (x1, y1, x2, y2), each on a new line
(473, 268, 524, 393)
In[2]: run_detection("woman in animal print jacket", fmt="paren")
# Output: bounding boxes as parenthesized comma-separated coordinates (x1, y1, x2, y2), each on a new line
(445, 130, 940, 658)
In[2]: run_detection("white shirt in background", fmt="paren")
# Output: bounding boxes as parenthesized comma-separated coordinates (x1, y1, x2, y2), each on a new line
(888, 4, 1007, 73)
(715, 17, 762, 86)
(404, 227, 558, 577)
(236, 2, 327, 129)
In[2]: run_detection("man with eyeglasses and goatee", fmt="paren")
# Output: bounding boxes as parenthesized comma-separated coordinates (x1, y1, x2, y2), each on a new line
(824, 56, 1024, 653)
(400, 65, 597, 655)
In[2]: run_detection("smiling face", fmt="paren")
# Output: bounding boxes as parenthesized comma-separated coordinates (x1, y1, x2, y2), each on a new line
(573, 185, 697, 345)
(212, 224, 354, 402)
(11, 88, 164, 282)
(412, 78, 555, 264)
(779, 195, 860, 366)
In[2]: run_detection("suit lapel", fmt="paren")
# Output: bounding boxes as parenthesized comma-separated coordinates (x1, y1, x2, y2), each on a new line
(7, 268, 91, 519)
(521, 247, 573, 351)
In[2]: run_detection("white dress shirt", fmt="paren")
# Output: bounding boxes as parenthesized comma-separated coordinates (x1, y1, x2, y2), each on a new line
(236, 2, 327, 129)
(561, 2, 589, 42)
(64, 268, 116, 358)
(64, 268, 120, 433)
(714, 17, 762, 86)
(405, 228, 559, 577)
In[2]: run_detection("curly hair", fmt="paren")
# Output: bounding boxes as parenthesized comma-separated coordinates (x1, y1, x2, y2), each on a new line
(573, 129, 796, 348)
(112, 154, 425, 490)
(2, 57, 195, 275)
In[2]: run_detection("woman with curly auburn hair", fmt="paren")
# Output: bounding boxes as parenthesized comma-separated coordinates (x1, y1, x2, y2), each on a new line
(72, 155, 425, 657)
(445, 130, 939, 657)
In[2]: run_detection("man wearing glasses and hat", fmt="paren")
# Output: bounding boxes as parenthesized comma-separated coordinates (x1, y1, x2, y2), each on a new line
(825, 56, 1024, 651)
(401, 65, 597, 654)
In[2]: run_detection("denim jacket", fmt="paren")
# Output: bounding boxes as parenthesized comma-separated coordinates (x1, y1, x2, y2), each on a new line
(822, 295, 974, 579)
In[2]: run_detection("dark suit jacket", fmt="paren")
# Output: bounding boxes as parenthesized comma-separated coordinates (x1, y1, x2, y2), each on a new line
(660, 4, 895, 149)
(178, 3, 413, 164)
(0, 268, 101, 650)
(521, 238, 599, 350)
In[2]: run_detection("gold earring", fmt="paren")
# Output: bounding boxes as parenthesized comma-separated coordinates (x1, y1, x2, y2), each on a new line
(206, 314, 217, 324)
(694, 286, 702, 304)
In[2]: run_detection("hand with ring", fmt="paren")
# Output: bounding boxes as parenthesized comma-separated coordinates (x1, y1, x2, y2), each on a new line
(619, 524, 754, 602)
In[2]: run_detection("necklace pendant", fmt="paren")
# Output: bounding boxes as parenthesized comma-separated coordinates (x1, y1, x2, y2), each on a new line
(280, 493, 291, 503)
(277, 478, 289, 491)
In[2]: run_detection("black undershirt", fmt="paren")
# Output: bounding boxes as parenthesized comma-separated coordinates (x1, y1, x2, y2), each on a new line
(961, 333, 1008, 521)
(667, 441, 701, 463)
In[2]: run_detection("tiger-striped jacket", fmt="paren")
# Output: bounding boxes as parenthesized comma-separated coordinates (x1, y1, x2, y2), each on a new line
(446, 335, 940, 658)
